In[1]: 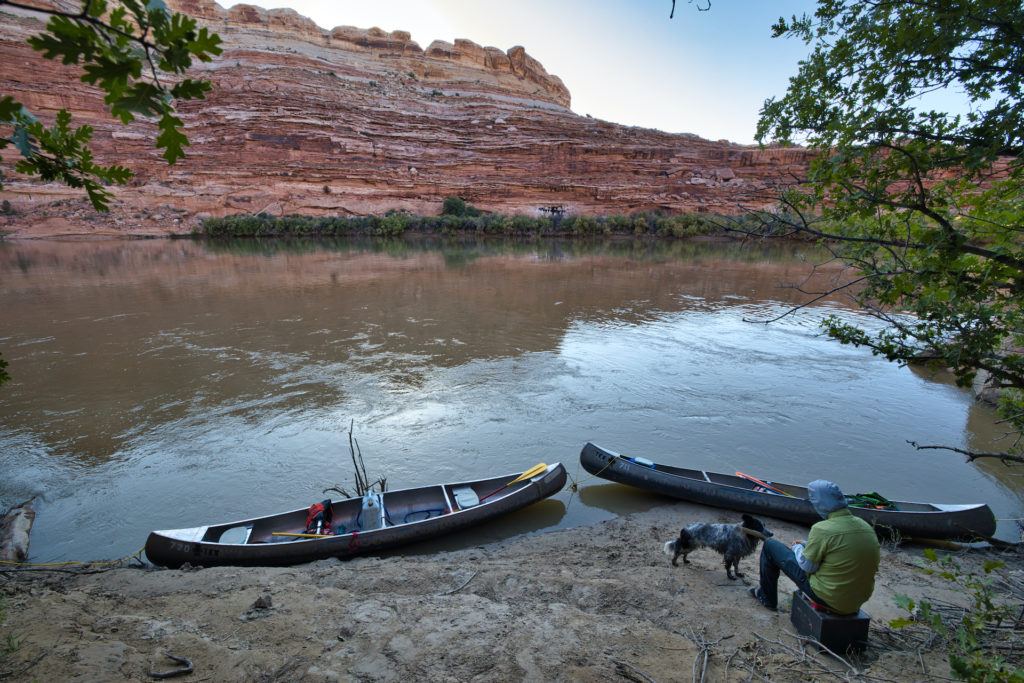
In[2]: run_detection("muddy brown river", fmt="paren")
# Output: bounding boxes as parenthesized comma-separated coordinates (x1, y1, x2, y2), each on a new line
(1, 237, 1021, 559)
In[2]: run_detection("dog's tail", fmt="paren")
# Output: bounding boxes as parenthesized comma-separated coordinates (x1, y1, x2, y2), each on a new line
(662, 540, 676, 557)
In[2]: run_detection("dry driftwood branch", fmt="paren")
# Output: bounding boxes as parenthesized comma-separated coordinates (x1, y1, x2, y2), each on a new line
(676, 626, 733, 683)
(907, 441, 1024, 466)
(348, 420, 366, 495)
(751, 632, 849, 680)
(439, 570, 478, 596)
(786, 630, 861, 676)
(668, 0, 711, 18)
(322, 485, 353, 499)
(0, 499, 35, 563)
(0, 647, 49, 681)
(344, 421, 386, 497)
(148, 652, 194, 679)
(611, 658, 657, 683)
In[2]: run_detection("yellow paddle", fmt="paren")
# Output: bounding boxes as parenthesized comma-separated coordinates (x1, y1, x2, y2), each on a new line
(479, 463, 548, 502)
(271, 532, 332, 539)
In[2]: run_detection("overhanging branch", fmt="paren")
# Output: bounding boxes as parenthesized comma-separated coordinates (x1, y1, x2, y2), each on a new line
(907, 441, 1024, 465)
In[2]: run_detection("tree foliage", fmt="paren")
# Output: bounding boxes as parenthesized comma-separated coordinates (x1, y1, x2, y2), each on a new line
(0, 0, 222, 211)
(752, 0, 1024, 450)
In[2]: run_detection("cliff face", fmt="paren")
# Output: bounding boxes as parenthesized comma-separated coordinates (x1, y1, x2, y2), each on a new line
(0, 0, 813, 237)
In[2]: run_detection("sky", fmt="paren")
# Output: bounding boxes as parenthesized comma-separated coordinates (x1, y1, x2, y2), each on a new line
(224, 0, 819, 144)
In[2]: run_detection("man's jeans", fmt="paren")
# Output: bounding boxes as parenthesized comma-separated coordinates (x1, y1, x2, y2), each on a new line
(758, 538, 822, 609)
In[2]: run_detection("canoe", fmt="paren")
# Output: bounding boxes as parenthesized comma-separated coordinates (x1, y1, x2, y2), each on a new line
(580, 443, 997, 541)
(145, 463, 567, 567)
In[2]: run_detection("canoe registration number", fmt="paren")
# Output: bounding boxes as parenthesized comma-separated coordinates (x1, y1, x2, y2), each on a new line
(169, 541, 220, 557)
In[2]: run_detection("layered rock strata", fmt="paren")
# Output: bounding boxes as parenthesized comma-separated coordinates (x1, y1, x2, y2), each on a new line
(0, 0, 813, 237)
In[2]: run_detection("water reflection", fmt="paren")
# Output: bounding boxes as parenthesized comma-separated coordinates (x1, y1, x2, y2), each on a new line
(0, 238, 840, 463)
(1, 236, 1021, 559)
(376, 499, 567, 557)
(577, 483, 675, 515)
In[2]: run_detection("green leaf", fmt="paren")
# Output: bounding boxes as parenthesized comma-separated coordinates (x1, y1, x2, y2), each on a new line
(110, 82, 164, 120)
(0, 96, 20, 121)
(156, 112, 188, 164)
(83, 180, 112, 212)
(82, 56, 143, 98)
(188, 27, 223, 59)
(983, 560, 1005, 574)
(894, 594, 915, 611)
(922, 548, 938, 562)
(101, 165, 133, 184)
(85, 0, 108, 18)
(27, 16, 96, 64)
(11, 126, 36, 156)
(888, 617, 914, 629)
(170, 79, 211, 100)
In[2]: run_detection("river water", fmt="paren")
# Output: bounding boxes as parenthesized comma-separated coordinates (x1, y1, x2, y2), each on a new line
(1, 237, 1021, 560)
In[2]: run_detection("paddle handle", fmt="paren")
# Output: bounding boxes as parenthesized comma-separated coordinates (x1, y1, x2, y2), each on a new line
(479, 481, 517, 502)
(479, 464, 547, 502)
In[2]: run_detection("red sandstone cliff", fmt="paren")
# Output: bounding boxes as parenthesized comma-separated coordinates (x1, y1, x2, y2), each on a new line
(0, 0, 813, 238)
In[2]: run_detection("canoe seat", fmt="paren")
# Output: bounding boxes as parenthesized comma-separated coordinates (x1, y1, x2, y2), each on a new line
(217, 526, 252, 544)
(452, 486, 480, 509)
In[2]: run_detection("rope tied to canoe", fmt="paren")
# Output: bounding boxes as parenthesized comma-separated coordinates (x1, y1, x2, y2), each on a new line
(0, 545, 146, 571)
(568, 452, 619, 492)
(565, 453, 620, 511)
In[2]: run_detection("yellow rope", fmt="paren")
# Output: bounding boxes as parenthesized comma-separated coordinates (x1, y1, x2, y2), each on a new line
(564, 452, 622, 513)
(0, 545, 145, 568)
(568, 453, 620, 490)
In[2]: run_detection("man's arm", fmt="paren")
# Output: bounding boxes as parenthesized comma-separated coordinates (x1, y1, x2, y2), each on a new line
(796, 526, 826, 574)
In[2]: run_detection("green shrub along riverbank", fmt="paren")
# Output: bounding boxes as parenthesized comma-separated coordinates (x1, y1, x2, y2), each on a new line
(199, 205, 725, 239)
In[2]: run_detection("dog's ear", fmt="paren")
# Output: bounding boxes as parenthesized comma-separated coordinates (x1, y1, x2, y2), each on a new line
(742, 514, 774, 537)
(742, 514, 769, 532)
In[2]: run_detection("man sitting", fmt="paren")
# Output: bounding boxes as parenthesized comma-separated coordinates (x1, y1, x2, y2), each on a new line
(749, 480, 880, 614)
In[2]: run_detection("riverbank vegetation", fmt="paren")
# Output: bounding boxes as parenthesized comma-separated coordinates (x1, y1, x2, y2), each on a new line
(199, 207, 724, 239)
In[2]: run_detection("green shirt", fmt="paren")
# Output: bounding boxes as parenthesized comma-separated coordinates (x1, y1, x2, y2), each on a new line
(802, 508, 880, 615)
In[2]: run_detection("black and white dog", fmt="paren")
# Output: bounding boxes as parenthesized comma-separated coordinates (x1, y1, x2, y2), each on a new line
(663, 514, 773, 580)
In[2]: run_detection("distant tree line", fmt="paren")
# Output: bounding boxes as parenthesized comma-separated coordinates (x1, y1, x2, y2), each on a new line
(199, 203, 726, 239)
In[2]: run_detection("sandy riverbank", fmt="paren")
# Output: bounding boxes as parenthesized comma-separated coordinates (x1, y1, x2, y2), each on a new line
(0, 502, 1017, 682)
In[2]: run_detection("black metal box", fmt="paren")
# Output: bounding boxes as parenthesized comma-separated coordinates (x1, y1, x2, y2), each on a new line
(790, 591, 870, 653)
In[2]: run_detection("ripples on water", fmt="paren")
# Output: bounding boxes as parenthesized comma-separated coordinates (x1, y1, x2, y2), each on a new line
(0, 237, 1021, 559)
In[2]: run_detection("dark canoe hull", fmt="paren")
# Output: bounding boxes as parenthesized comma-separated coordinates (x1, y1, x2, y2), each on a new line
(146, 463, 567, 568)
(580, 443, 996, 541)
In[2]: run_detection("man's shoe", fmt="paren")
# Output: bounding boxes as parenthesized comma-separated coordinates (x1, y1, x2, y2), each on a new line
(748, 586, 776, 611)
